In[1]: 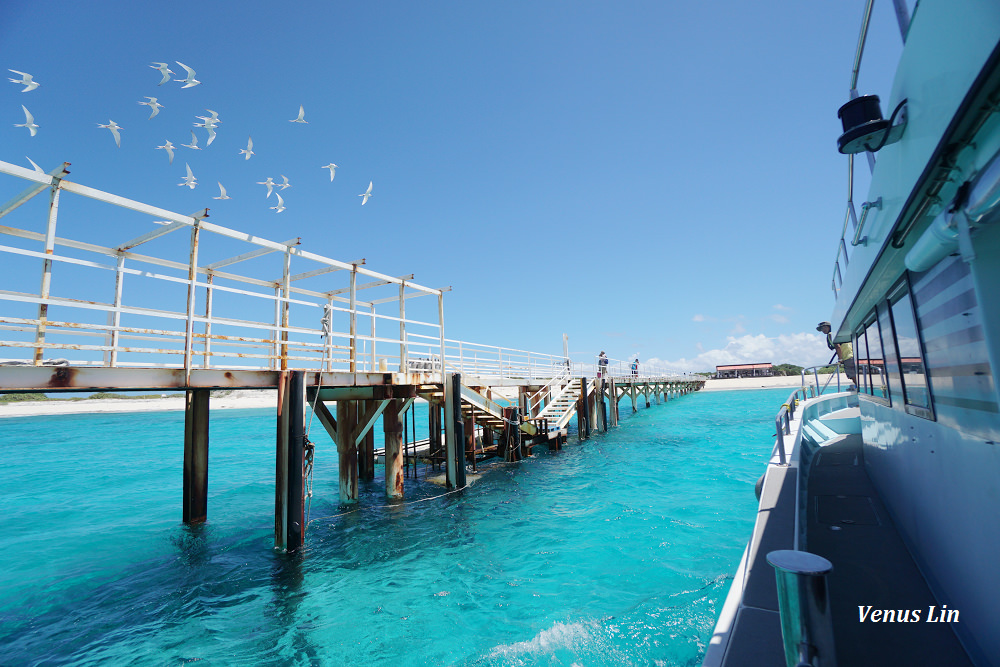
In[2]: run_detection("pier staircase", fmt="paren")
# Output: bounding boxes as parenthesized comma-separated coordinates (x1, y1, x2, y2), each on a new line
(529, 371, 581, 430)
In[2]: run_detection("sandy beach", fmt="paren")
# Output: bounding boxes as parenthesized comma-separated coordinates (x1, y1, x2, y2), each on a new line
(0, 390, 280, 419)
(1, 375, 834, 418)
(699, 375, 823, 391)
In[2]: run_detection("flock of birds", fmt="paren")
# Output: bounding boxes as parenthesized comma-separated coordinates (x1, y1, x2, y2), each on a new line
(8, 63, 377, 211)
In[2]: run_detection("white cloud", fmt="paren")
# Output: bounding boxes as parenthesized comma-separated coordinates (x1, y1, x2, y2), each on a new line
(769, 313, 789, 324)
(649, 332, 831, 373)
(773, 304, 793, 311)
(692, 314, 706, 322)
(730, 322, 746, 335)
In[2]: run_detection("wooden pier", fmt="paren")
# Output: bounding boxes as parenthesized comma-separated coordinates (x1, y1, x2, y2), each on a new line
(0, 159, 703, 552)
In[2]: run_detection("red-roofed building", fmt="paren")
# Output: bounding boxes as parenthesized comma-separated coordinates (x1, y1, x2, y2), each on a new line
(715, 363, 774, 378)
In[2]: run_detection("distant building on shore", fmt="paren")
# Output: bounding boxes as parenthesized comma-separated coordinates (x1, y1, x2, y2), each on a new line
(715, 363, 774, 379)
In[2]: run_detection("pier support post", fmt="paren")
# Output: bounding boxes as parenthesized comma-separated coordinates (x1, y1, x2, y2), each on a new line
(630, 386, 637, 413)
(275, 370, 306, 552)
(358, 400, 375, 482)
(597, 378, 608, 433)
(183, 388, 210, 524)
(429, 403, 442, 468)
(608, 379, 618, 427)
(464, 411, 476, 467)
(337, 399, 359, 504)
(444, 373, 466, 489)
(384, 399, 403, 498)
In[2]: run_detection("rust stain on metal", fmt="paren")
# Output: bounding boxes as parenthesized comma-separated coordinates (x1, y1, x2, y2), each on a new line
(46, 366, 77, 388)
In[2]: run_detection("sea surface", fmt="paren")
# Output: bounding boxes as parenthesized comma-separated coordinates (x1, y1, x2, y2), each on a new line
(0, 387, 789, 666)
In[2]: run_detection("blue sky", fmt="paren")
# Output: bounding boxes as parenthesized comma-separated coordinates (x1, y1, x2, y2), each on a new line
(1, 1, 909, 372)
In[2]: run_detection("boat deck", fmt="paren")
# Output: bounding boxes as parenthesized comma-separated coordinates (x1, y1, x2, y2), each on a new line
(806, 434, 972, 666)
(713, 432, 972, 666)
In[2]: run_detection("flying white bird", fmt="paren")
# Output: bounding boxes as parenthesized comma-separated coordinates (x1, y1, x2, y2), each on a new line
(181, 131, 201, 150)
(290, 105, 308, 123)
(213, 182, 231, 200)
(239, 136, 254, 160)
(150, 62, 174, 85)
(193, 117, 218, 145)
(359, 181, 373, 205)
(8, 70, 39, 92)
(203, 109, 221, 123)
(257, 177, 276, 198)
(15, 105, 38, 136)
(178, 163, 197, 189)
(270, 193, 285, 213)
(98, 120, 122, 147)
(175, 62, 200, 88)
(156, 140, 175, 164)
(278, 175, 291, 189)
(26, 156, 43, 172)
(321, 163, 338, 181)
(138, 96, 163, 119)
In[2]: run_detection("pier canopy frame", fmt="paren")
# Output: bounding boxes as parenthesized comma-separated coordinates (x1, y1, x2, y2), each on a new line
(0, 159, 447, 380)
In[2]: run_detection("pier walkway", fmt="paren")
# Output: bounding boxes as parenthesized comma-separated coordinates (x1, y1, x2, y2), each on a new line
(0, 159, 703, 551)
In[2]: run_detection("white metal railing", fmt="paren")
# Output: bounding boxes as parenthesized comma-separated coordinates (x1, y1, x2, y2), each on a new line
(0, 158, 700, 386)
(0, 159, 446, 376)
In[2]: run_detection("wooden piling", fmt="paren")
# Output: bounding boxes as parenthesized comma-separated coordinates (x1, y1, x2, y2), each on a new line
(444, 373, 466, 489)
(609, 379, 618, 427)
(600, 379, 608, 432)
(358, 400, 376, 481)
(428, 403, 442, 469)
(337, 398, 359, 504)
(383, 399, 403, 498)
(274, 370, 306, 551)
(183, 388, 210, 524)
(464, 410, 476, 467)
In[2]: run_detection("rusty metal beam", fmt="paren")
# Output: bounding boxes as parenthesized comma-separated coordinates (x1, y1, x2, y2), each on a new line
(326, 274, 414, 296)
(0, 162, 70, 220)
(203, 237, 300, 270)
(116, 209, 208, 252)
(289, 258, 364, 282)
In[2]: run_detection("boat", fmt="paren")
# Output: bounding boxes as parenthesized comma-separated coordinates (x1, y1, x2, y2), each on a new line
(704, 2, 1000, 665)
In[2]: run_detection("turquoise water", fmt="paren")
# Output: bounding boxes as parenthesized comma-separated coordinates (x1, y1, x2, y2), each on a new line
(0, 388, 787, 666)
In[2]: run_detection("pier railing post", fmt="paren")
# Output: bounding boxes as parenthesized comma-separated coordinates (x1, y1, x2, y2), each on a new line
(183, 388, 210, 524)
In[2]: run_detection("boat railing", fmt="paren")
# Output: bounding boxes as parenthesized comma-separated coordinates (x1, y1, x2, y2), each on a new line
(800, 363, 844, 398)
(774, 386, 808, 466)
(832, 0, 911, 298)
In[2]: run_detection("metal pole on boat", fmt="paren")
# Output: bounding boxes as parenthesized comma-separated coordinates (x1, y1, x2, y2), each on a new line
(767, 550, 837, 667)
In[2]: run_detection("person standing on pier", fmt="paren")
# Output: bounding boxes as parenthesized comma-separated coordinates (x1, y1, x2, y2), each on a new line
(631, 358, 639, 376)
(598, 351, 608, 378)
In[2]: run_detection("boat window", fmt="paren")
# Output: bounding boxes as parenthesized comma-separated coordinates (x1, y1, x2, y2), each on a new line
(889, 280, 931, 411)
(858, 314, 888, 401)
(878, 302, 901, 404)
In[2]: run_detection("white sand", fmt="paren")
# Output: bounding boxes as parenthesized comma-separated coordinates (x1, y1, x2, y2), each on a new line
(0, 389, 279, 418)
(700, 376, 811, 391)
